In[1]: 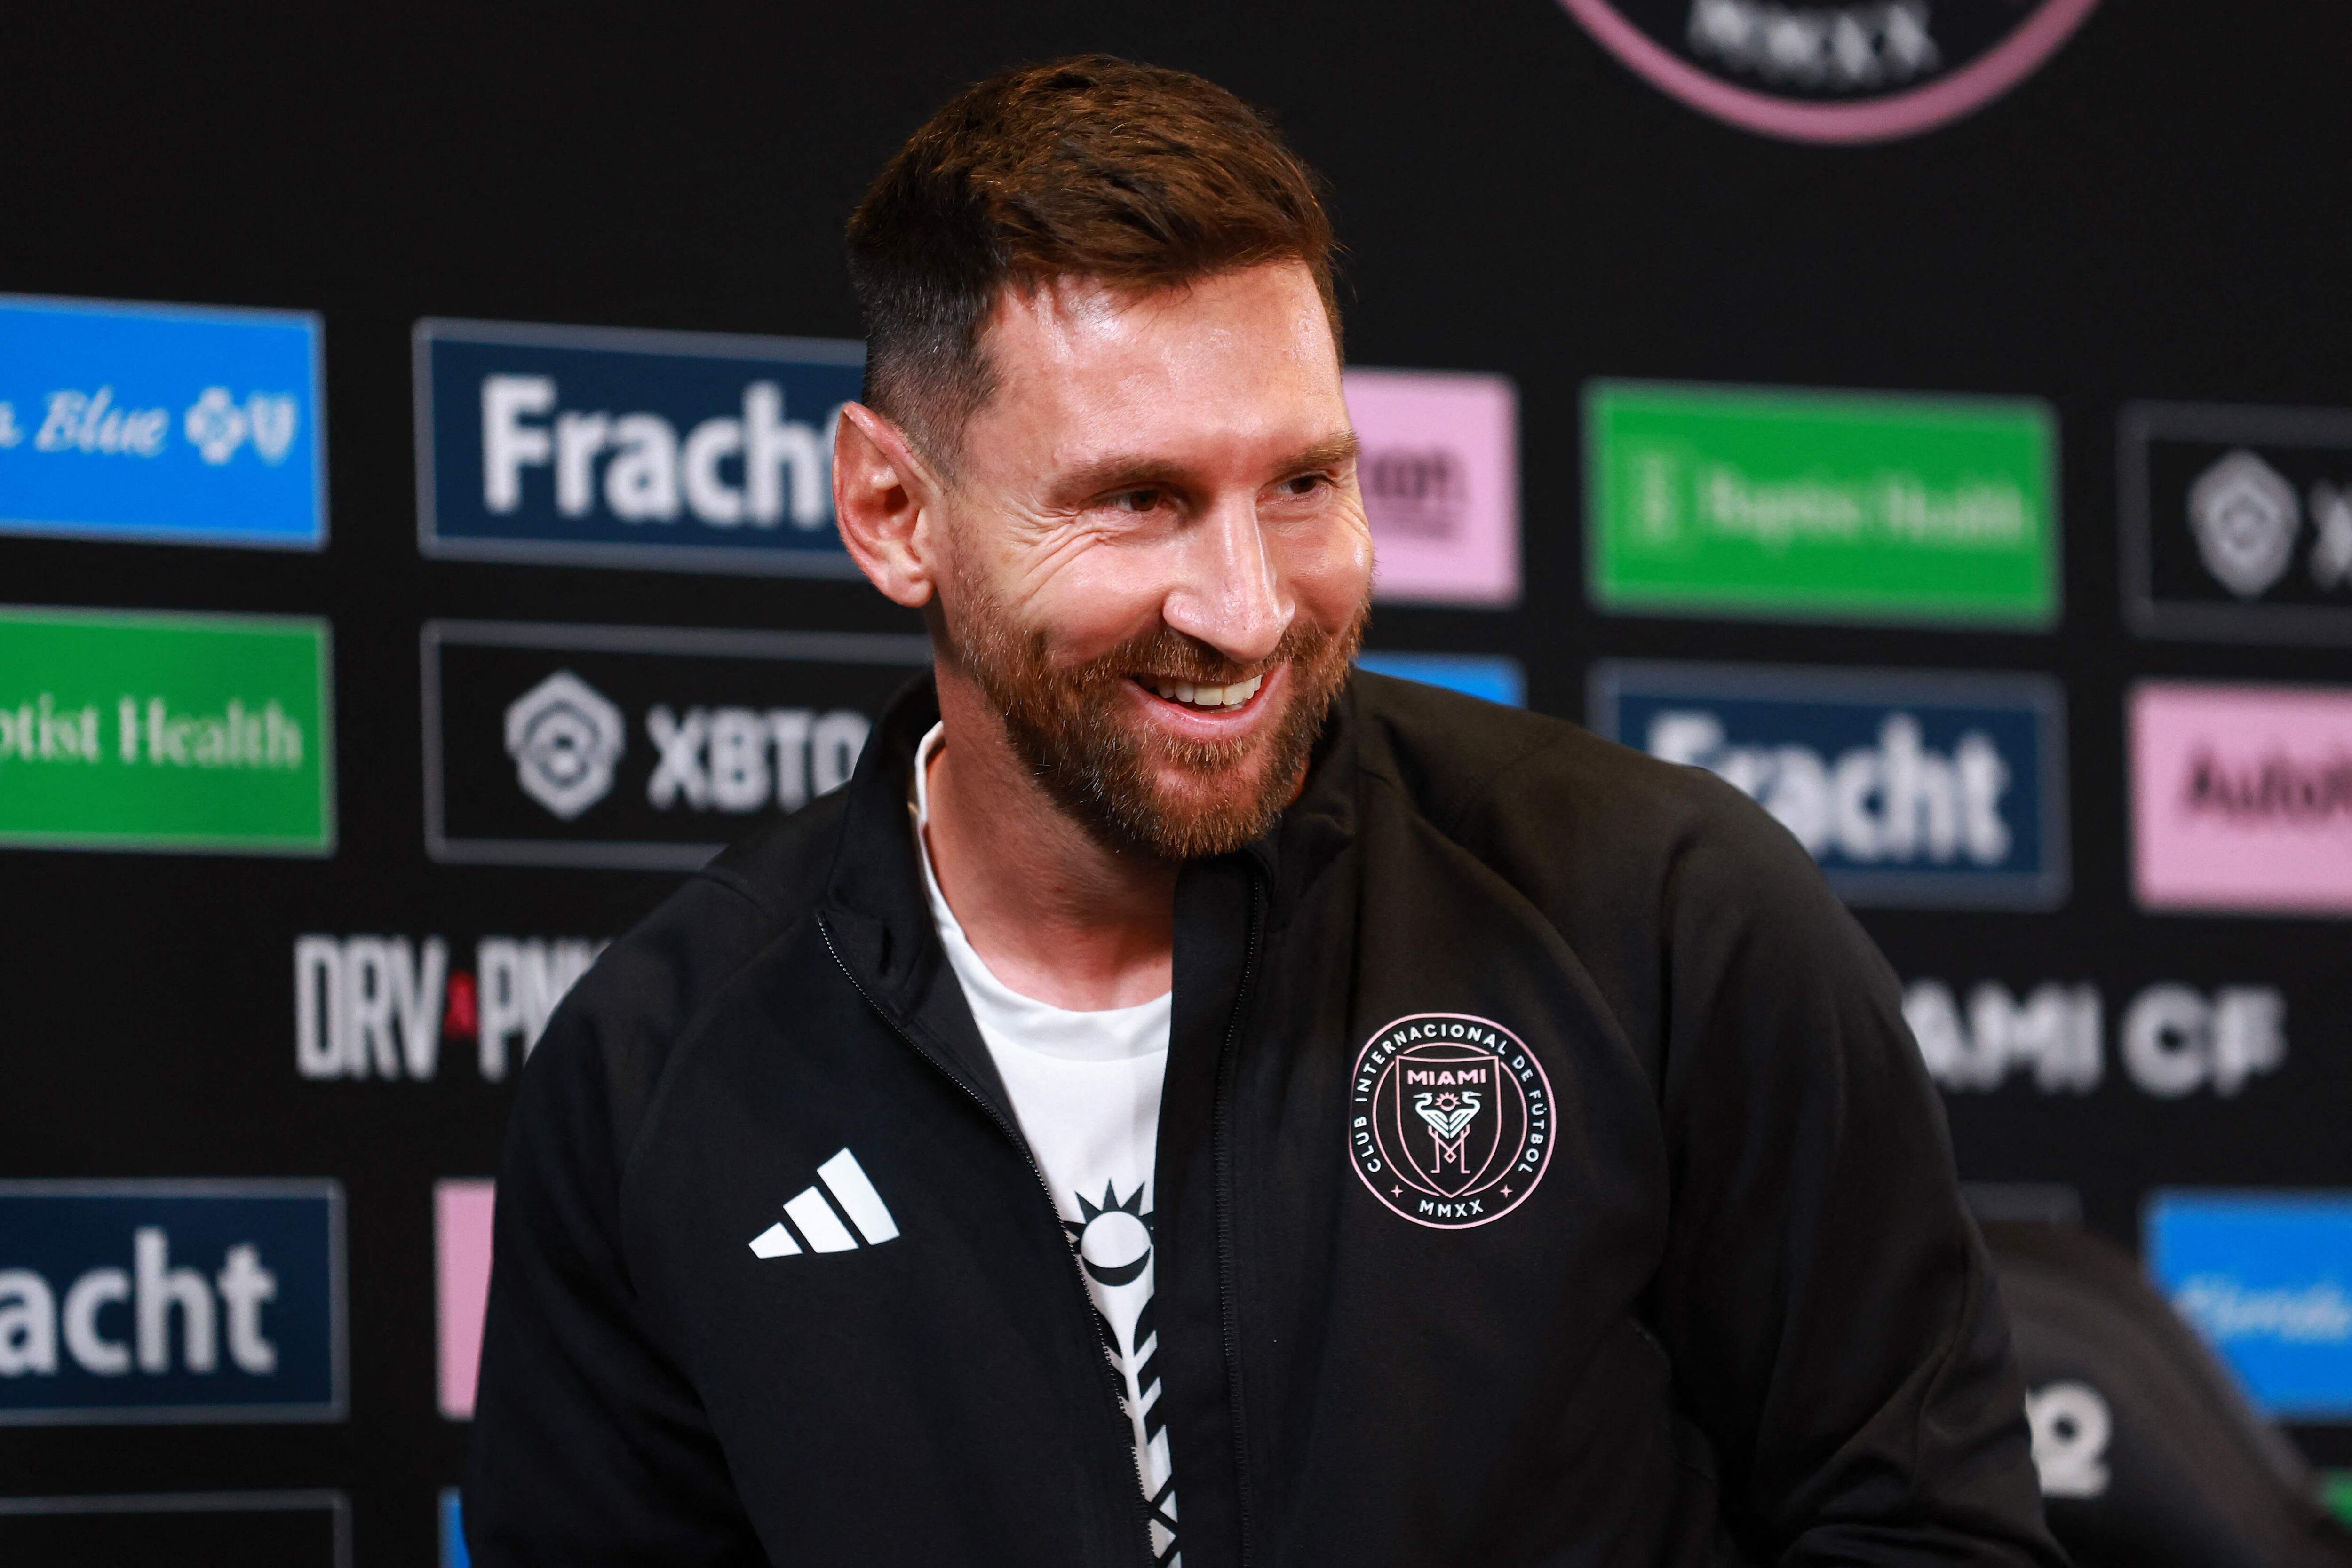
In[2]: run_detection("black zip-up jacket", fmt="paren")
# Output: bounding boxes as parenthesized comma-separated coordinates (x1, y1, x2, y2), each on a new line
(466, 672, 2064, 1567)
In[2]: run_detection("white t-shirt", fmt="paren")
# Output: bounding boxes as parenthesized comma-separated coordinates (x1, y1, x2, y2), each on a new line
(911, 724, 1179, 1563)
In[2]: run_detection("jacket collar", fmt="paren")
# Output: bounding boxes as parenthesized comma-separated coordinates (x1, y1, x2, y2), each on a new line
(1264, 674, 1361, 923)
(817, 669, 1367, 1008)
(818, 673, 944, 1016)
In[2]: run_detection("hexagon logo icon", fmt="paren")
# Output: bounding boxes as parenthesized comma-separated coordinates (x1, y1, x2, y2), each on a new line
(504, 669, 625, 819)
(2187, 450, 2301, 600)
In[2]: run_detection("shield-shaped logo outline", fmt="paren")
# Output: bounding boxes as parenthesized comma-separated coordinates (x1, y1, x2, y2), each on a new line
(1385, 1044, 1520, 1198)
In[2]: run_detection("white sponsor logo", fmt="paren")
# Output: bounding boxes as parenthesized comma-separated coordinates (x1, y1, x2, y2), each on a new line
(1649, 709, 2011, 867)
(1628, 451, 2028, 551)
(32, 387, 168, 457)
(481, 374, 834, 530)
(0, 1228, 278, 1380)
(647, 704, 868, 814)
(2172, 1276, 2352, 1346)
(1686, 0, 1940, 92)
(1905, 981, 2102, 1093)
(1905, 981, 2286, 1097)
(748, 1149, 900, 1258)
(2026, 1382, 2111, 1499)
(501, 673, 871, 823)
(11, 385, 298, 465)
(183, 387, 299, 466)
(2189, 449, 2301, 599)
(294, 934, 605, 1083)
(0, 694, 305, 774)
(504, 671, 626, 819)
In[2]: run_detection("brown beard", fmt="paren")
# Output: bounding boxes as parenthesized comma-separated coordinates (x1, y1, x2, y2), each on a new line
(938, 564, 1367, 861)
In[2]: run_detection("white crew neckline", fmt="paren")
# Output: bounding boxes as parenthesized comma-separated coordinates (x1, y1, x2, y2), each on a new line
(910, 722, 1171, 1062)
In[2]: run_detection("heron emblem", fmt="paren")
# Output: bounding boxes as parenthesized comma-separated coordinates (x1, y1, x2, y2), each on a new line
(1413, 1089, 1482, 1172)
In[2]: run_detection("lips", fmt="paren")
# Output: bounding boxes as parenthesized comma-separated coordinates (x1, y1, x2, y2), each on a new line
(1141, 672, 1265, 712)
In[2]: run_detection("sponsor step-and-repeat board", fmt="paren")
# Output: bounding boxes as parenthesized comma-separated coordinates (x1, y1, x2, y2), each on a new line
(5, 5, 2350, 1559)
(11, 299, 2345, 1552)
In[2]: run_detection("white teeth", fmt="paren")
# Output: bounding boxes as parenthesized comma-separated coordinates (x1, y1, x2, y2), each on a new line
(1149, 672, 1264, 709)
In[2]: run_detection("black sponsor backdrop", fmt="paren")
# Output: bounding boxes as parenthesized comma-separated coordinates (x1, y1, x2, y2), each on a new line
(1, 3, 2348, 1558)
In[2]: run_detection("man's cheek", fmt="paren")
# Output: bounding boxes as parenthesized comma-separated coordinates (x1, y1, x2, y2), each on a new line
(1297, 519, 1374, 616)
(1053, 607, 1164, 672)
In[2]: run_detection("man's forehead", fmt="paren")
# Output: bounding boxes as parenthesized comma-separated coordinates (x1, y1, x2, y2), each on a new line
(971, 262, 1346, 467)
(988, 261, 1335, 361)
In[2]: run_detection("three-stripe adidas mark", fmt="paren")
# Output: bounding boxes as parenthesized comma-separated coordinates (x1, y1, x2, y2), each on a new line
(749, 1148, 899, 1258)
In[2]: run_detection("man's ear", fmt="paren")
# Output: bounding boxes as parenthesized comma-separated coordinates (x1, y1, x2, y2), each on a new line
(833, 402, 942, 609)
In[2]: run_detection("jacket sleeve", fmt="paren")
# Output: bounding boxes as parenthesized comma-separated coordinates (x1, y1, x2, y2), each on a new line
(463, 932, 768, 1567)
(1646, 794, 2065, 1567)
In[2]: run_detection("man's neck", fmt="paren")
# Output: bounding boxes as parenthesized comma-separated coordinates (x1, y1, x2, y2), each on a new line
(922, 671, 1177, 1011)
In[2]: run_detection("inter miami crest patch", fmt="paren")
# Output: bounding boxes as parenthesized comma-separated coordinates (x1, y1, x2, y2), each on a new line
(1349, 1013, 1554, 1229)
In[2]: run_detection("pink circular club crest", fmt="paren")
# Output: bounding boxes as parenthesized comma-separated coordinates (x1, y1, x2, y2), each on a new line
(1349, 1013, 1554, 1229)
(1557, 0, 2103, 145)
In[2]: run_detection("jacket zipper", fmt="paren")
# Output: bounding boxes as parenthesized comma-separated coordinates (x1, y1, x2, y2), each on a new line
(1211, 874, 1263, 1568)
(817, 916, 1158, 1568)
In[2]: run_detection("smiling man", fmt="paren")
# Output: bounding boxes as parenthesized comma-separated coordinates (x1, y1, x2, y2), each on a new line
(465, 57, 2064, 1568)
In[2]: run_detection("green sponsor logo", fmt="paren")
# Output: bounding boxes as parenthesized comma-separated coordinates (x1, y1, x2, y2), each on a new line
(1587, 381, 2058, 626)
(0, 606, 333, 853)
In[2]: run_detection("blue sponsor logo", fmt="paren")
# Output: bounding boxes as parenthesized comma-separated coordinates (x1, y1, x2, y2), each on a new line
(1589, 660, 2068, 908)
(1357, 652, 1526, 706)
(416, 319, 862, 577)
(2147, 1192, 2352, 1419)
(0, 295, 324, 549)
(0, 1180, 344, 1424)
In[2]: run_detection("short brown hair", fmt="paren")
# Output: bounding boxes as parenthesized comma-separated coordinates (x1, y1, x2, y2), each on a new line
(845, 55, 1340, 466)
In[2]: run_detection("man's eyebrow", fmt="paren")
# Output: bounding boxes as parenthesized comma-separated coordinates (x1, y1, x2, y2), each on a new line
(1279, 431, 1361, 473)
(1049, 454, 1192, 500)
(1049, 431, 1361, 501)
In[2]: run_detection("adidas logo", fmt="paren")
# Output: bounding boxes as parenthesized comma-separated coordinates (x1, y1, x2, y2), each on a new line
(749, 1148, 899, 1258)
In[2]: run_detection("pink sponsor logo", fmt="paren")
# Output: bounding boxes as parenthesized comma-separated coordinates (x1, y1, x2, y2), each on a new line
(1343, 368, 1518, 607)
(2132, 682, 2352, 915)
(435, 1179, 495, 1420)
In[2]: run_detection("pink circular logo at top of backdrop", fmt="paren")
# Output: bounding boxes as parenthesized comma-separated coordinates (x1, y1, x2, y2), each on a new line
(1557, 0, 2103, 144)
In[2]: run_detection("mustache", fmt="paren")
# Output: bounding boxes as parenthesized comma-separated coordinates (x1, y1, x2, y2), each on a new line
(1060, 620, 1339, 690)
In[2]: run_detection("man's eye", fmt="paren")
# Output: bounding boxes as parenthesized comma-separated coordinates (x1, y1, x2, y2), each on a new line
(1112, 489, 1163, 513)
(1277, 474, 1328, 497)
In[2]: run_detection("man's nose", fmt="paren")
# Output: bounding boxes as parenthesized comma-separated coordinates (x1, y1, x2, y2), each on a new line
(1161, 495, 1294, 664)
